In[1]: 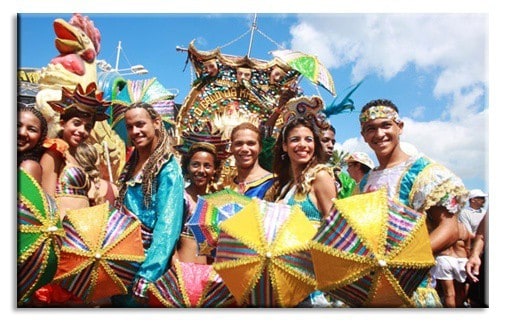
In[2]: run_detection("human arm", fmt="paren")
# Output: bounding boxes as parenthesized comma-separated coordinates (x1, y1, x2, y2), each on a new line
(466, 211, 487, 283)
(260, 87, 298, 138)
(132, 156, 185, 299)
(39, 149, 63, 197)
(312, 168, 338, 220)
(19, 160, 43, 185)
(426, 205, 460, 254)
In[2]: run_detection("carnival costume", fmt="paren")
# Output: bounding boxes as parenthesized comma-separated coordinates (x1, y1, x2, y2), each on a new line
(230, 173, 277, 200)
(112, 151, 184, 307)
(359, 154, 467, 307)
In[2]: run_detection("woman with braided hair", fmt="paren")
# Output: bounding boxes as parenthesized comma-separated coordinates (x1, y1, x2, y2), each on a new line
(112, 102, 184, 307)
(74, 142, 118, 207)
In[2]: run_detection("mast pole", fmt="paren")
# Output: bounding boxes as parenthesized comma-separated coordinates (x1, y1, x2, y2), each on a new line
(247, 14, 257, 58)
(114, 41, 122, 71)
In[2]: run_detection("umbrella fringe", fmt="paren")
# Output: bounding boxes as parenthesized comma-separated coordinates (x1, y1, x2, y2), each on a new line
(18, 230, 63, 263)
(17, 241, 53, 305)
(271, 258, 316, 286)
(367, 268, 415, 307)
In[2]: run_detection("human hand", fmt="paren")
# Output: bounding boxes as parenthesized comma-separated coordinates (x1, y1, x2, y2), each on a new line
(465, 254, 482, 283)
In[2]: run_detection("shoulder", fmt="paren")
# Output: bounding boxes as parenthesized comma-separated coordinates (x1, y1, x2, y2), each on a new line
(19, 160, 43, 183)
(42, 138, 69, 156)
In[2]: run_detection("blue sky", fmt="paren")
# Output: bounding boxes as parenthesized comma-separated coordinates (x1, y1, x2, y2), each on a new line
(9, 1, 507, 318)
(18, 11, 489, 194)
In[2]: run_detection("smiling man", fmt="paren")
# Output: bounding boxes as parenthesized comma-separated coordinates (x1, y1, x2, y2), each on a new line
(357, 98, 469, 307)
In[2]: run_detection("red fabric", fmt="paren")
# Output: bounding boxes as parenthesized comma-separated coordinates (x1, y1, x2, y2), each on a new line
(34, 283, 83, 305)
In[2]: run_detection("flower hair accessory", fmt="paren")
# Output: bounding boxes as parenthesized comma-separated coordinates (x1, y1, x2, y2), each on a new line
(282, 96, 329, 131)
(359, 105, 401, 123)
(47, 82, 110, 121)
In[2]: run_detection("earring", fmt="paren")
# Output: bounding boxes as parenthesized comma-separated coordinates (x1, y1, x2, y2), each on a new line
(281, 152, 287, 160)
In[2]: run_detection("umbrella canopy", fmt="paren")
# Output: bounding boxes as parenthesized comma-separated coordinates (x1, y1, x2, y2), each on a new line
(148, 260, 236, 308)
(310, 188, 435, 307)
(186, 188, 252, 256)
(111, 77, 177, 142)
(271, 49, 336, 96)
(17, 169, 64, 305)
(213, 198, 317, 307)
(53, 203, 145, 303)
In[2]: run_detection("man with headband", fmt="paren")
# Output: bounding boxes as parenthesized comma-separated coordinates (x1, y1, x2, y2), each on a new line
(357, 99, 469, 307)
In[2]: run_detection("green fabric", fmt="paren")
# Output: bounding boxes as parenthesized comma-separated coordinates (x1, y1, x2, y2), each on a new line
(259, 136, 276, 172)
(336, 171, 356, 199)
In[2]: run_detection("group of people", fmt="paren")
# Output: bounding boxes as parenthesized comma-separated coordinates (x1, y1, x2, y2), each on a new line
(18, 81, 488, 308)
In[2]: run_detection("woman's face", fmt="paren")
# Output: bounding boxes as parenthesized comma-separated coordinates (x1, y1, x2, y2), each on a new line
(231, 128, 260, 170)
(61, 116, 94, 148)
(187, 151, 216, 189)
(18, 110, 43, 153)
(125, 107, 161, 153)
(283, 125, 315, 167)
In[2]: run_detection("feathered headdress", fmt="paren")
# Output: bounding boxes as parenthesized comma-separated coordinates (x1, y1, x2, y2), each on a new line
(47, 82, 110, 121)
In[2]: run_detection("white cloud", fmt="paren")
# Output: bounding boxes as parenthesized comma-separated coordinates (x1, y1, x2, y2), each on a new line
(290, 13, 488, 188)
(402, 110, 488, 182)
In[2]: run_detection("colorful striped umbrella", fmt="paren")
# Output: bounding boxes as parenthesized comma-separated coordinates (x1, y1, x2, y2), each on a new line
(53, 203, 145, 303)
(213, 199, 317, 307)
(310, 188, 435, 307)
(17, 169, 64, 306)
(271, 49, 336, 96)
(148, 260, 236, 308)
(186, 189, 252, 256)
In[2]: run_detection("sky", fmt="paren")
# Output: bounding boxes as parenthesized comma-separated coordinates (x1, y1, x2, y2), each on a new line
(8, 0, 507, 320)
(18, 11, 489, 193)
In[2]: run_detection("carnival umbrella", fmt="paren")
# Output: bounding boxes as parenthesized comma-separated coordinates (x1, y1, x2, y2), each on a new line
(213, 198, 317, 307)
(17, 169, 64, 305)
(111, 77, 177, 142)
(186, 188, 252, 256)
(147, 259, 236, 308)
(271, 49, 336, 96)
(310, 188, 435, 307)
(53, 203, 145, 303)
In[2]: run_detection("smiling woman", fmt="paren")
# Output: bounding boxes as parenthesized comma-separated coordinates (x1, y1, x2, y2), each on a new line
(17, 103, 48, 184)
(113, 101, 184, 307)
(272, 95, 337, 307)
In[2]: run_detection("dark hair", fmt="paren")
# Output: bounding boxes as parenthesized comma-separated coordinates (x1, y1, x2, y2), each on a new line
(116, 102, 174, 208)
(181, 142, 221, 183)
(17, 104, 48, 166)
(324, 124, 336, 135)
(57, 106, 96, 139)
(273, 117, 327, 196)
(360, 99, 399, 114)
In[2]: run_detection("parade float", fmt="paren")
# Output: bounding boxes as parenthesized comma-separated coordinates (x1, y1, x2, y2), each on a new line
(20, 14, 439, 309)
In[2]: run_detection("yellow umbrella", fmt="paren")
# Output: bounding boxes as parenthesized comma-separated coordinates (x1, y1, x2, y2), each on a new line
(213, 198, 317, 307)
(310, 188, 435, 307)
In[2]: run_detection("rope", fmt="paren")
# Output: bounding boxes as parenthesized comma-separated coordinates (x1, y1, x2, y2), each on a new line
(256, 28, 286, 50)
(217, 29, 251, 50)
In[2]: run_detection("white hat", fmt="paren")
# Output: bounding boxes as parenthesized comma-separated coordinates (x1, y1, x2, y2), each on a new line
(346, 152, 375, 170)
(469, 189, 488, 199)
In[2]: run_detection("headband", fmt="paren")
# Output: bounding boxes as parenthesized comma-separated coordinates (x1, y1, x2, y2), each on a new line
(359, 105, 401, 123)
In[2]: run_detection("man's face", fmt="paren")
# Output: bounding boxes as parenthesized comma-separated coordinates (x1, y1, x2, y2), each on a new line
(237, 68, 252, 82)
(361, 118, 403, 158)
(320, 129, 336, 159)
(470, 197, 486, 210)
